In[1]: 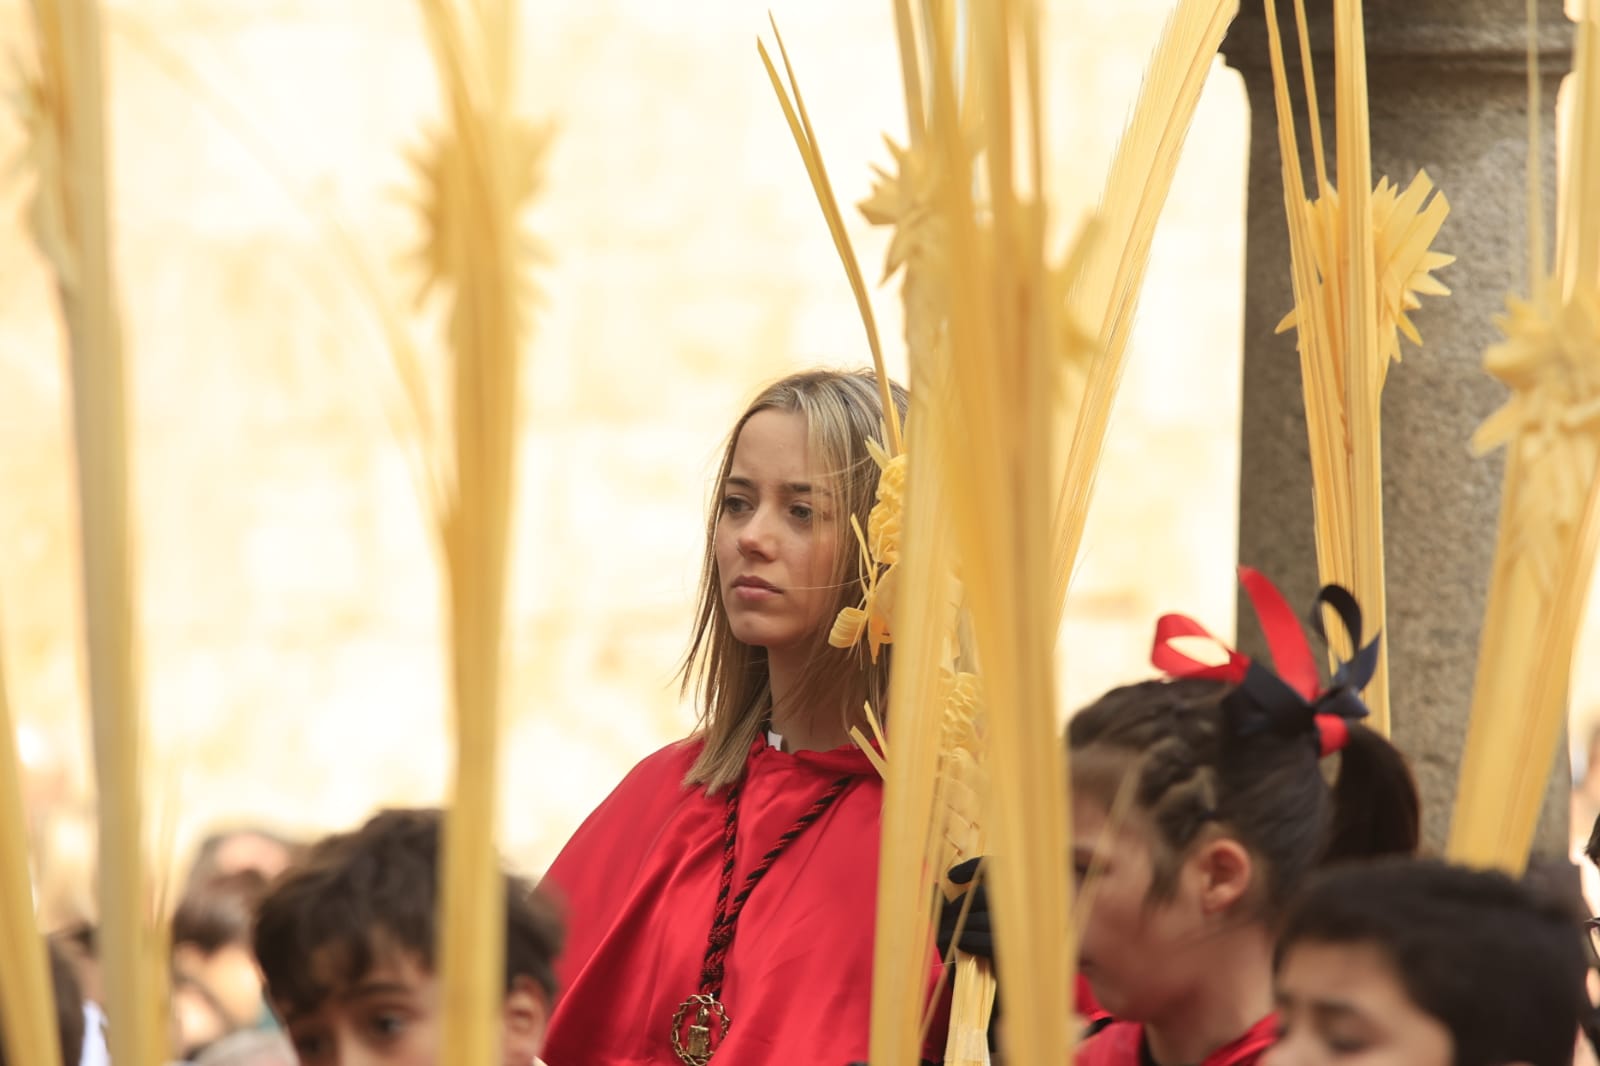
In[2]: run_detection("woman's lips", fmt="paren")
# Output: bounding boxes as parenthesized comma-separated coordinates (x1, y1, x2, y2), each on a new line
(731, 577, 781, 601)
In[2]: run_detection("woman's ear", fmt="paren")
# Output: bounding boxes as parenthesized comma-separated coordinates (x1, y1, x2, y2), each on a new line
(501, 975, 550, 1066)
(1191, 837, 1253, 916)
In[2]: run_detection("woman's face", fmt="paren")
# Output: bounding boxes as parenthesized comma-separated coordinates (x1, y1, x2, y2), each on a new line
(1264, 941, 1452, 1066)
(1071, 788, 1212, 1022)
(714, 409, 842, 658)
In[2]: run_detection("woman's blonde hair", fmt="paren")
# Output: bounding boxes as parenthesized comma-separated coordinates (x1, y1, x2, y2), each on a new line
(680, 368, 909, 791)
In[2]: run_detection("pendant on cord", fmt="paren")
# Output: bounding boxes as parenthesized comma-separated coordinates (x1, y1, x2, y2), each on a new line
(671, 771, 849, 1065)
(671, 993, 730, 1065)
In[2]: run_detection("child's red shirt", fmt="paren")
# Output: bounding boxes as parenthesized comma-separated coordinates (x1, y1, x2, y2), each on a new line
(1075, 1015, 1277, 1066)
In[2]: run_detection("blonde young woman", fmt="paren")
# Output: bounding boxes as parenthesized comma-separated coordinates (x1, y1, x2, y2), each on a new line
(541, 369, 935, 1066)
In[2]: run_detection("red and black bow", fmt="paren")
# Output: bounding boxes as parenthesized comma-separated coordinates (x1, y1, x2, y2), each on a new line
(1150, 567, 1380, 757)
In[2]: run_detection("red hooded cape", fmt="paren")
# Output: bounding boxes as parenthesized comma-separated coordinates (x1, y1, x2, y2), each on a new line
(542, 736, 942, 1065)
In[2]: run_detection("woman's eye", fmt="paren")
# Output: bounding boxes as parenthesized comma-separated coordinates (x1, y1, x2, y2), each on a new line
(789, 503, 814, 521)
(368, 1011, 409, 1039)
(721, 495, 751, 514)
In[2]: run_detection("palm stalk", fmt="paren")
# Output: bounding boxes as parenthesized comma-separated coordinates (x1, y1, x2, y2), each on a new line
(17, 4, 165, 1064)
(0, 626, 62, 1066)
(1448, 0, 1600, 873)
(1261, 0, 1455, 733)
(411, 1, 547, 1060)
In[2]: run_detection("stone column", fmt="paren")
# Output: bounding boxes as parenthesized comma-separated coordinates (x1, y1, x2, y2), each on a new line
(1223, 0, 1574, 854)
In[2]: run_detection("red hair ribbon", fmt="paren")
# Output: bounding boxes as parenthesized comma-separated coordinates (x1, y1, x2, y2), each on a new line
(1149, 613, 1248, 683)
(1314, 716, 1351, 757)
(1149, 568, 1376, 758)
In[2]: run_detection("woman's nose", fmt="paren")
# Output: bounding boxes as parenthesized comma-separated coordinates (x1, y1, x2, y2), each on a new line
(737, 506, 776, 558)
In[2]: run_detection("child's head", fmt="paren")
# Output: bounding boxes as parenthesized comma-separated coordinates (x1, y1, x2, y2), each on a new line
(1066, 674, 1418, 1021)
(173, 869, 273, 1055)
(253, 808, 562, 1066)
(188, 827, 304, 893)
(1267, 858, 1587, 1066)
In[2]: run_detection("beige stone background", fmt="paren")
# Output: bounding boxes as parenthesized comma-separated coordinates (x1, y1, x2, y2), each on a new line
(4, 0, 1569, 905)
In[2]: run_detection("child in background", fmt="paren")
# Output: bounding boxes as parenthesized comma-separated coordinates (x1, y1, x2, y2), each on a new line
(186, 828, 303, 894)
(1267, 858, 1587, 1066)
(172, 869, 278, 1057)
(1066, 575, 1419, 1066)
(252, 808, 561, 1066)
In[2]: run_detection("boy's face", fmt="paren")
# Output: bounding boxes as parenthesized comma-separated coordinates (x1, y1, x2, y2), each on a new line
(277, 949, 546, 1066)
(1264, 940, 1452, 1066)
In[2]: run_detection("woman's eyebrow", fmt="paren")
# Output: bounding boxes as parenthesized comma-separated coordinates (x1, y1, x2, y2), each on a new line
(723, 476, 834, 496)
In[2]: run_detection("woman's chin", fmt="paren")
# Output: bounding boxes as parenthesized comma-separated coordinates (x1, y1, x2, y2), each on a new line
(727, 620, 795, 652)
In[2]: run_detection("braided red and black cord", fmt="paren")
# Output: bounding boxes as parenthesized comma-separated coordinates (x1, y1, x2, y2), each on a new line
(697, 773, 855, 997)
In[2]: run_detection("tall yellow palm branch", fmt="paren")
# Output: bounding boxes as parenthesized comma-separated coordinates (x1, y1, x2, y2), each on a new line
(410, 2, 548, 1061)
(898, 2, 1089, 1061)
(1449, 0, 1600, 875)
(758, 18, 961, 1061)
(14, 3, 167, 1064)
(770, 1, 1247, 1059)
(1054, 0, 1241, 622)
(0, 628, 62, 1066)
(1262, 0, 1455, 735)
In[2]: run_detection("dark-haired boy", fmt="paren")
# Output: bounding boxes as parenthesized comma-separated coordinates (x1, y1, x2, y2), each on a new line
(1266, 858, 1587, 1066)
(252, 808, 562, 1066)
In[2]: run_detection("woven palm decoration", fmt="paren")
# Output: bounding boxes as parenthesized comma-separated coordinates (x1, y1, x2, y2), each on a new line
(1261, 0, 1455, 734)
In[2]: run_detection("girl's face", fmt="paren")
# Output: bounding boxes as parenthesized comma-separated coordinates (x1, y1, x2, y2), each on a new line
(714, 409, 842, 657)
(1071, 789, 1213, 1022)
(1264, 941, 1452, 1066)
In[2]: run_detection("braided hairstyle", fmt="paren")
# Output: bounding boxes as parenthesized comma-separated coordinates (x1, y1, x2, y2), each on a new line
(1068, 676, 1418, 915)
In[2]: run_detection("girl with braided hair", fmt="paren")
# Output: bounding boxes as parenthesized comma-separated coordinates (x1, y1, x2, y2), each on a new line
(1068, 572, 1420, 1066)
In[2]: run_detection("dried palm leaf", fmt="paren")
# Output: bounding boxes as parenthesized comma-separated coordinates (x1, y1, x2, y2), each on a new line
(1449, 0, 1600, 872)
(411, 2, 546, 1061)
(911, 2, 1086, 1060)
(760, 19, 902, 453)
(1054, 0, 1240, 619)
(870, 394, 963, 1065)
(0, 628, 62, 1066)
(15, 4, 166, 1064)
(773, 3, 1140, 1058)
(756, 27, 970, 1060)
(1261, 0, 1455, 734)
(933, 671, 994, 1066)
